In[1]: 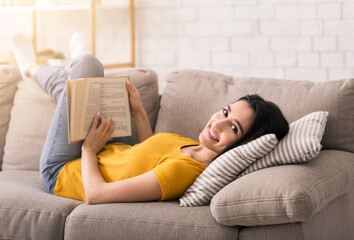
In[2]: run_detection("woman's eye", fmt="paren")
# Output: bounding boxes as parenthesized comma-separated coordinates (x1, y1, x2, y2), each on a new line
(232, 125, 238, 134)
(223, 108, 228, 117)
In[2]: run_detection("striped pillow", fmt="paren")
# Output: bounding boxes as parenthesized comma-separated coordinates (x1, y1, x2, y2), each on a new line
(179, 134, 278, 207)
(238, 111, 329, 178)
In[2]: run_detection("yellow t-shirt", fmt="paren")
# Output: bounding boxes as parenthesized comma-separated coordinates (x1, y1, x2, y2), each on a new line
(53, 133, 206, 201)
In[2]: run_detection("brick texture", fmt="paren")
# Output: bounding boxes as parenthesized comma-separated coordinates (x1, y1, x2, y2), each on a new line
(134, 0, 354, 91)
(2, 0, 354, 93)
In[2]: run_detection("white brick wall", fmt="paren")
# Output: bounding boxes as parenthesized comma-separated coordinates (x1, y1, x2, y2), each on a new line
(134, 0, 354, 92)
(1, 0, 354, 93)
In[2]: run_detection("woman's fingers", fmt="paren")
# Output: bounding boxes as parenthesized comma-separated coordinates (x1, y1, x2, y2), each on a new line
(98, 116, 106, 130)
(97, 115, 114, 136)
(126, 80, 134, 92)
(91, 112, 100, 130)
(108, 119, 114, 135)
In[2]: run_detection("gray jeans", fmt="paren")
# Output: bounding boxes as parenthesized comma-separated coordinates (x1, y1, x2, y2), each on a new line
(38, 54, 127, 194)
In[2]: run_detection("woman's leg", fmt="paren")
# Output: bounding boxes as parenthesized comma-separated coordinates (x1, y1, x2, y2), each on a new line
(10, 32, 127, 194)
(39, 54, 106, 193)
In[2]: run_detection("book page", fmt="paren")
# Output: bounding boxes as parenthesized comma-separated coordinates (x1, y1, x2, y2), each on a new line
(66, 77, 132, 143)
(66, 80, 72, 143)
(71, 80, 77, 141)
(100, 77, 132, 137)
(81, 78, 101, 139)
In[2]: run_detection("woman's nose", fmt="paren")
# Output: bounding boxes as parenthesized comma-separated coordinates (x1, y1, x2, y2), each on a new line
(213, 119, 227, 131)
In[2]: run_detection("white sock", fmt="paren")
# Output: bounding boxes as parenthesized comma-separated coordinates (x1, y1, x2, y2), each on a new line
(69, 31, 91, 60)
(9, 32, 35, 78)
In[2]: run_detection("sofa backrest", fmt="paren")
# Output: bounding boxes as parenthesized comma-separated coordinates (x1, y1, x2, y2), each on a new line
(1, 68, 159, 171)
(155, 69, 354, 154)
(0, 65, 22, 171)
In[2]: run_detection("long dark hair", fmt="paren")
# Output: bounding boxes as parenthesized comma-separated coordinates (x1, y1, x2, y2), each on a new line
(221, 94, 289, 154)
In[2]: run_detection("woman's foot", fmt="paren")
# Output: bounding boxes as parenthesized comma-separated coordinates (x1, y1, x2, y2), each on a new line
(69, 31, 91, 60)
(9, 32, 36, 78)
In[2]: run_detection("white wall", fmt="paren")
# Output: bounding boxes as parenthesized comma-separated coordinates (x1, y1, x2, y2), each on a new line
(1, 0, 354, 93)
(0, 4, 131, 67)
(135, 0, 354, 92)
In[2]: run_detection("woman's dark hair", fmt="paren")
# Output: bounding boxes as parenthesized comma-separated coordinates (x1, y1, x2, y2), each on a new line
(221, 94, 289, 155)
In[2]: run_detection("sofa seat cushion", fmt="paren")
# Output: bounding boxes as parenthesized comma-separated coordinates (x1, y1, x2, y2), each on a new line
(0, 170, 82, 240)
(210, 150, 354, 227)
(239, 223, 303, 240)
(65, 201, 239, 240)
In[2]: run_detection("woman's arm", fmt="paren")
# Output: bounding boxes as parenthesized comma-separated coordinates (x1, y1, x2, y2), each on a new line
(126, 81, 153, 143)
(81, 113, 161, 204)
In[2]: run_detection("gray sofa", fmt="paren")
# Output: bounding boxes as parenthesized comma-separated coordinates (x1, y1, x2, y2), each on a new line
(0, 65, 353, 240)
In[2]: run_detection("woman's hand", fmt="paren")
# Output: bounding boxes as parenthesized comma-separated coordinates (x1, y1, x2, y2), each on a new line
(125, 80, 145, 118)
(82, 113, 114, 155)
(125, 80, 153, 143)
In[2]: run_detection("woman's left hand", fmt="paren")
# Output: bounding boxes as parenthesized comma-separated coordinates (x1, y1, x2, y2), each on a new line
(126, 80, 145, 118)
(82, 113, 114, 155)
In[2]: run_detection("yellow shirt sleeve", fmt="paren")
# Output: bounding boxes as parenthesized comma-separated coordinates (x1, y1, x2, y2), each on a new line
(152, 158, 205, 201)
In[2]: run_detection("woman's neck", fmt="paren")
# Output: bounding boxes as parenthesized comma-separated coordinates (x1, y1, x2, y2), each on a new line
(181, 145, 217, 166)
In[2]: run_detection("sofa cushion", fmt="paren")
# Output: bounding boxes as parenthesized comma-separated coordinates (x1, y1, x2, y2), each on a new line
(2, 69, 159, 171)
(301, 186, 354, 240)
(239, 111, 328, 178)
(180, 134, 278, 207)
(239, 223, 303, 240)
(64, 201, 239, 240)
(0, 170, 81, 239)
(0, 65, 21, 170)
(210, 150, 354, 226)
(155, 70, 354, 153)
(2, 77, 57, 171)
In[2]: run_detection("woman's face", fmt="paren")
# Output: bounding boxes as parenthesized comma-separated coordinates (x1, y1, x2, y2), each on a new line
(199, 100, 255, 155)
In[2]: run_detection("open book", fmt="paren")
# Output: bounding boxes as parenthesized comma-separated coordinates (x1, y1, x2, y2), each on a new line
(66, 76, 132, 144)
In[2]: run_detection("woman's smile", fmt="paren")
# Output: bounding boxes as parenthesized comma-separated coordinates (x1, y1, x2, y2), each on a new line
(208, 127, 219, 142)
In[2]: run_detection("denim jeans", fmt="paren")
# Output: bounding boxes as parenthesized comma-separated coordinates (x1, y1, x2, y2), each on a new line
(38, 54, 127, 194)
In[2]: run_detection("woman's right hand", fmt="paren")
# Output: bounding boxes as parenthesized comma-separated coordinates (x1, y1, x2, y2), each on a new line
(82, 113, 114, 155)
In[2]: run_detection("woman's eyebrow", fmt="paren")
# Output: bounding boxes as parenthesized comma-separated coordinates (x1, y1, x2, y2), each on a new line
(227, 104, 244, 134)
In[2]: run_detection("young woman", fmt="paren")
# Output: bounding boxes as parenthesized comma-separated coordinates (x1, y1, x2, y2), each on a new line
(9, 33, 289, 204)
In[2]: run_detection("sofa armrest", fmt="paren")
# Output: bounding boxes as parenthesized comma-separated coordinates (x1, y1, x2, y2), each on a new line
(210, 150, 354, 227)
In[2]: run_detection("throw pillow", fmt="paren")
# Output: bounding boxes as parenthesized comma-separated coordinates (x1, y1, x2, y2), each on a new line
(238, 111, 329, 178)
(179, 134, 278, 207)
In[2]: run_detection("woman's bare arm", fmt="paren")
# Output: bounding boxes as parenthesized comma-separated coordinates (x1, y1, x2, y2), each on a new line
(81, 113, 161, 204)
(125, 81, 153, 143)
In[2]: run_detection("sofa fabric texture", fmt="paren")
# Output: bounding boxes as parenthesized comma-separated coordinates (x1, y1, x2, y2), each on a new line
(239, 223, 303, 240)
(210, 150, 354, 226)
(64, 202, 239, 240)
(155, 70, 354, 153)
(2, 77, 56, 171)
(0, 66, 353, 240)
(0, 65, 21, 169)
(0, 170, 81, 240)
